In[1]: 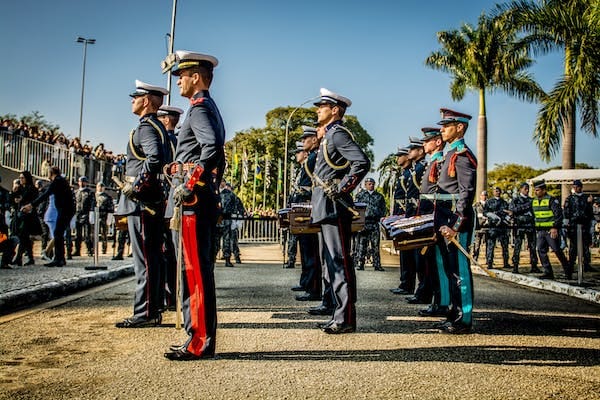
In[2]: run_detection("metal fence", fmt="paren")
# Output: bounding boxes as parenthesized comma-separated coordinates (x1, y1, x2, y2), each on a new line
(238, 218, 281, 243)
(0, 131, 117, 186)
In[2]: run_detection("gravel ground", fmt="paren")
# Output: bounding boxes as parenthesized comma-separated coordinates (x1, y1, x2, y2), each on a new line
(0, 259, 599, 400)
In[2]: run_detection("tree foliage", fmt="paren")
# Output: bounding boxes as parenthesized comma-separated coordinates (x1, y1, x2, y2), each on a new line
(425, 11, 545, 196)
(224, 106, 375, 211)
(1, 111, 60, 132)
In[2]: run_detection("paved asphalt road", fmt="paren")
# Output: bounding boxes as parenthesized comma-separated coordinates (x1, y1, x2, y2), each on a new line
(0, 259, 598, 400)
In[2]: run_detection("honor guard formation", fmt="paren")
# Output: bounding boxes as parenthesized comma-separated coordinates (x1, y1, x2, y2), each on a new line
(4, 46, 598, 363)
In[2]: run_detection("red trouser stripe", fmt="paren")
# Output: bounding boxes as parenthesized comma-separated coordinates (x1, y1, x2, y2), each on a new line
(181, 214, 207, 355)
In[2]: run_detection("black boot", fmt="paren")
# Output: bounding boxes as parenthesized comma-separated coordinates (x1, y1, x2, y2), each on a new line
(225, 257, 234, 267)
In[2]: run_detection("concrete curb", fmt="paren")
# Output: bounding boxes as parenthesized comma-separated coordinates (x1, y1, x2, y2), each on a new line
(0, 264, 134, 315)
(488, 268, 600, 305)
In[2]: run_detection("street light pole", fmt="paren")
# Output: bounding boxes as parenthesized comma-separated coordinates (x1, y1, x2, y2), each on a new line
(76, 36, 95, 141)
(166, 0, 177, 105)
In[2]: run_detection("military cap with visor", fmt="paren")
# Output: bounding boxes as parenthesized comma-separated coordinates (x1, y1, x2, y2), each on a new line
(171, 50, 218, 76)
(313, 88, 352, 109)
(438, 108, 472, 125)
(129, 80, 169, 97)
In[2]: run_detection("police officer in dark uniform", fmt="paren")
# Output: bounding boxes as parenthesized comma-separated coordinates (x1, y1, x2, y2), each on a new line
(389, 147, 413, 295)
(115, 80, 168, 328)
(310, 88, 370, 334)
(484, 187, 511, 269)
(163, 50, 225, 360)
(73, 176, 94, 257)
(532, 179, 571, 279)
(354, 177, 386, 271)
(563, 179, 594, 272)
(293, 127, 323, 302)
(435, 108, 477, 334)
(508, 182, 539, 273)
(417, 127, 450, 317)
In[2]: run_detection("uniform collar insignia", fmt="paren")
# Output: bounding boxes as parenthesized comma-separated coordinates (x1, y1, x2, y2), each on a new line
(448, 138, 465, 152)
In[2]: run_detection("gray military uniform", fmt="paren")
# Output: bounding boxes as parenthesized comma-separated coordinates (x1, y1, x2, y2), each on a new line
(311, 121, 370, 329)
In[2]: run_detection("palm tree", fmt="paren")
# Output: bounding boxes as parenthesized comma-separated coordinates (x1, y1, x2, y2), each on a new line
(425, 12, 545, 196)
(495, 0, 600, 200)
(377, 153, 400, 214)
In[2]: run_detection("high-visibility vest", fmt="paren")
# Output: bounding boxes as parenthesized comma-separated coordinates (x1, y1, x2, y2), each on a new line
(532, 195, 554, 229)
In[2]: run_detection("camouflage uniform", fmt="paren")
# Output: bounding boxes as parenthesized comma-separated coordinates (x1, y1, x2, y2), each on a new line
(74, 184, 94, 256)
(96, 190, 114, 254)
(220, 187, 245, 264)
(354, 188, 386, 270)
(472, 200, 488, 261)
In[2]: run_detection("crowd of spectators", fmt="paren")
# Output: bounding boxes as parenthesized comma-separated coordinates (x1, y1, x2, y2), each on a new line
(1, 117, 127, 184)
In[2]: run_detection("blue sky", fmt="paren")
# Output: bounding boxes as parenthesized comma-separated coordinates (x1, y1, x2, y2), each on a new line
(1, 0, 597, 171)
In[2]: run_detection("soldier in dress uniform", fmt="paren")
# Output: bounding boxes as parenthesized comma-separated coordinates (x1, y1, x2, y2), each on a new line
(292, 127, 323, 302)
(157, 105, 183, 164)
(157, 105, 183, 309)
(285, 144, 306, 270)
(435, 108, 477, 334)
(163, 50, 225, 360)
(508, 182, 539, 274)
(114, 80, 168, 328)
(354, 177, 387, 271)
(389, 147, 413, 295)
(532, 179, 571, 279)
(563, 179, 594, 272)
(73, 176, 94, 257)
(417, 127, 450, 318)
(310, 88, 370, 334)
(484, 187, 511, 269)
(404, 136, 432, 304)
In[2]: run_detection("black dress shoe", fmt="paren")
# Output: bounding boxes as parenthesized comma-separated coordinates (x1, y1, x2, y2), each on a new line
(539, 273, 555, 280)
(355, 265, 364, 270)
(23, 260, 35, 266)
(164, 348, 214, 361)
(418, 305, 449, 317)
(374, 267, 385, 271)
(530, 266, 541, 273)
(112, 255, 124, 260)
(44, 260, 66, 267)
(322, 322, 355, 334)
(390, 288, 411, 295)
(295, 293, 322, 301)
(406, 296, 430, 304)
(115, 315, 162, 328)
(316, 320, 334, 329)
(308, 305, 334, 315)
(439, 324, 471, 335)
(291, 285, 304, 292)
(283, 263, 295, 269)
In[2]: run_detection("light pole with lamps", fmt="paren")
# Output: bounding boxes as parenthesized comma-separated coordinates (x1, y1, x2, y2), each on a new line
(76, 36, 95, 141)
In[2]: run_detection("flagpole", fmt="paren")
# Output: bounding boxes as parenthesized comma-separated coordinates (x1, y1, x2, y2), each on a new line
(276, 158, 281, 210)
(252, 152, 258, 211)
